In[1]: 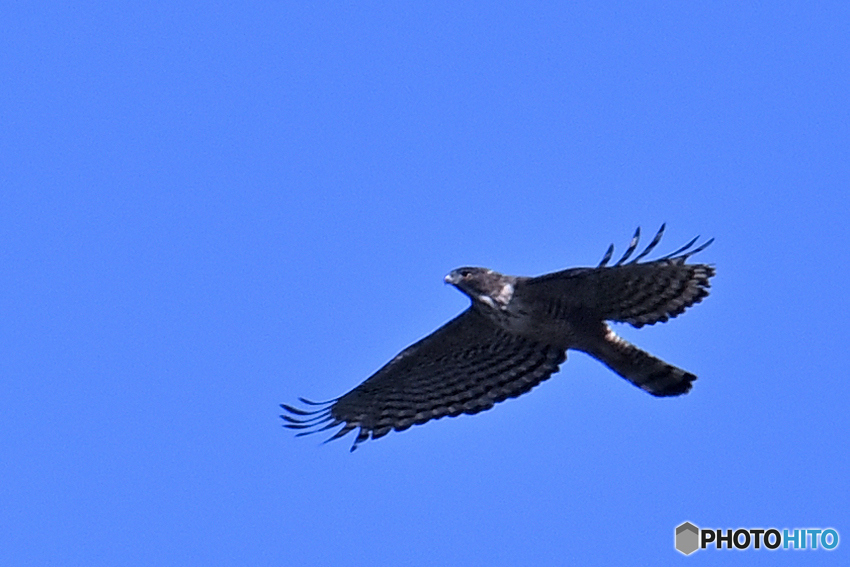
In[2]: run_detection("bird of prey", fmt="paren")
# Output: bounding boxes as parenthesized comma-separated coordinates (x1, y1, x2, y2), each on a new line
(282, 225, 714, 451)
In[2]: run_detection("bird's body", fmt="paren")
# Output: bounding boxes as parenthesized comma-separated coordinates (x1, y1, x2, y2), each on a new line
(283, 225, 715, 451)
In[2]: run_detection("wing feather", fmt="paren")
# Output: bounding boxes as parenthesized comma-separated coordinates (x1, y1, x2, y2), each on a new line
(528, 228, 714, 328)
(281, 308, 565, 451)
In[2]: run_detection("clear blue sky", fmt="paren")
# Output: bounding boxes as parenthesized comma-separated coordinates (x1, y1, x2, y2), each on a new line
(3, 2, 848, 565)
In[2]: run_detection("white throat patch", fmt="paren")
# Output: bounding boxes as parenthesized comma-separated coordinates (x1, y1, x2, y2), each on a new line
(479, 282, 514, 309)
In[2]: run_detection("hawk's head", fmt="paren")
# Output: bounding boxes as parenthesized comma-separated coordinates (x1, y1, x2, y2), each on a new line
(445, 267, 516, 309)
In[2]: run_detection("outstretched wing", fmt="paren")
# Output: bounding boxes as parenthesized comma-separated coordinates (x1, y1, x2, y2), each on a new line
(525, 225, 715, 328)
(281, 308, 566, 451)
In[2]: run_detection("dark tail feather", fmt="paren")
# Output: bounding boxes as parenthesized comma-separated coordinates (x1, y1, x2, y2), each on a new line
(580, 326, 695, 397)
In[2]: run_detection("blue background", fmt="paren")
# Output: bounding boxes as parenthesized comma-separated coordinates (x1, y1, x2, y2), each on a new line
(3, 2, 847, 565)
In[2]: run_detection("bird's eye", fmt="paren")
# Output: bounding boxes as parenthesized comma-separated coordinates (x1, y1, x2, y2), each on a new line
(461, 269, 472, 278)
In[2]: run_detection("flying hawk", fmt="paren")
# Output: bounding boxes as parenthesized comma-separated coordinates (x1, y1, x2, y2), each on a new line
(282, 225, 714, 451)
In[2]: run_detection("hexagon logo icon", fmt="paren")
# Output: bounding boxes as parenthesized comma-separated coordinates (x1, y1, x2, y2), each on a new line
(676, 522, 700, 555)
